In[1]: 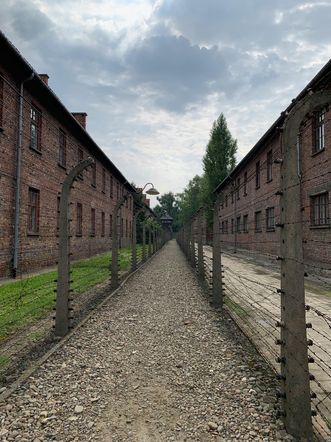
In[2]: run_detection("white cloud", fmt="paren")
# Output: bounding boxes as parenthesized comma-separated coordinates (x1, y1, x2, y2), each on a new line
(1, 0, 331, 204)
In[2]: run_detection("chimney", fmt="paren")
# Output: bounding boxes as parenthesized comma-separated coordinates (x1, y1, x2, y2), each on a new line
(72, 112, 87, 130)
(39, 74, 49, 85)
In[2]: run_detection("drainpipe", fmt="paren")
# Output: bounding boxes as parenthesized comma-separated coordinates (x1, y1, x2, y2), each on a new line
(12, 72, 34, 278)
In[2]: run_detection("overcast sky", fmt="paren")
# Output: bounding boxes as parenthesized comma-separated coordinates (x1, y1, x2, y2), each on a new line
(1, 0, 331, 202)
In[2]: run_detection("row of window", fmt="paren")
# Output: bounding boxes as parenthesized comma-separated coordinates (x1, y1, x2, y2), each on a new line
(221, 207, 275, 234)
(29, 103, 130, 205)
(28, 187, 132, 237)
(220, 192, 329, 235)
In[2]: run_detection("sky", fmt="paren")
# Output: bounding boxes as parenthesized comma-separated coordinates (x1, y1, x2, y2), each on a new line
(1, 0, 331, 202)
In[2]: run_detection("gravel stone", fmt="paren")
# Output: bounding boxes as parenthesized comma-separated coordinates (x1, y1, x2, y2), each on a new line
(0, 241, 289, 441)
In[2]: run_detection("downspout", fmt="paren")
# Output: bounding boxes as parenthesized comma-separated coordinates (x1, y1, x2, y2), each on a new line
(12, 72, 34, 278)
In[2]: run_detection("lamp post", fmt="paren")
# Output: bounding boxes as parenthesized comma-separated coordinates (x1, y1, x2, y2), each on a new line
(111, 182, 159, 289)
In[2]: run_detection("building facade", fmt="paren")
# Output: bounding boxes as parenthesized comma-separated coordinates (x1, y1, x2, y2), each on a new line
(0, 31, 134, 278)
(215, 60, 331, 270)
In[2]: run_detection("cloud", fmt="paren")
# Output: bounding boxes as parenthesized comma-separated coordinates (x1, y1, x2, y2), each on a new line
(0, 0, 331, 198)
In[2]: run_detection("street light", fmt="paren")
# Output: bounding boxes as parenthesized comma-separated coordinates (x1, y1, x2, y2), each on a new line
(138, 182, 160, 196)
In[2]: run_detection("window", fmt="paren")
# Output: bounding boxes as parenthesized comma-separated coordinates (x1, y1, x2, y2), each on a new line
(225, 220, 228, 234)
(77, 147, 84, 179)
(221, 221, 224, 234)
(267, 150, 273, 182)
(30, 105, 42, 152)
(102, 168, 106, 193)
(110, 176, 113, 198)
(91, 208, 96, 236)
(28, 188, 40, 234)
(266, 207, 275, 231)
(225, 194, 228, 207)
(125, 219, 128, 237)
(244, 172, 247, 196)
(58, 129, 66, 168)
(243, 215, 248, 233)
(91, 162, 96, 187)
(109, 214, 113, 236)
(56, 196, 60, 231)
(255, 211, 262, 232)
(76, 203, 83, 236)
(0, 73, 3, 128)
(255, 161, 260, 189)
(236, 178, 240, 200)
(231, 218, 234, 234)
(121, 217, 124, 237)
(101, 211, 105, 236)
(231, 191, 234, 204)
(236, 216, 241, 233)
(313, 110, 325, 153)
(311, 193, 329, 226)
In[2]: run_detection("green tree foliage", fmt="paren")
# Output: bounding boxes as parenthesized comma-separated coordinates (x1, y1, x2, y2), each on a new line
(202, 113, 237, 224)
(176, 175, 205, 224)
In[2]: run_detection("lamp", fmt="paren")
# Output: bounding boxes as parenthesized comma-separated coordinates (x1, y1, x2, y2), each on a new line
(139, 182, 160, 196)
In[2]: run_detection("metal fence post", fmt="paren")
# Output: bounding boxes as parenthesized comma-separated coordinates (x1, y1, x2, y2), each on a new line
(55, 158, 94, 337)
(190, 220, 196, 269)
(212, 194, 223, 309)
(278, 91, 331, 439)
(197, 211, 205, 280)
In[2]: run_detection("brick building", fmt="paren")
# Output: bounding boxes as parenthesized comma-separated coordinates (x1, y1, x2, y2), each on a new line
(215, 60, 331, 270)
(0, 31, 135, 278)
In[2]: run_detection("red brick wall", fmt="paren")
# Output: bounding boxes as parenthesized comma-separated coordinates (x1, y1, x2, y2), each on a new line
(0, 67, 133, 278)
(217, 103, 331, 270)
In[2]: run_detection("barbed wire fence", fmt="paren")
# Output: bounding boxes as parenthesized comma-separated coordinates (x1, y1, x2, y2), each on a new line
(177, 90, 331, 441)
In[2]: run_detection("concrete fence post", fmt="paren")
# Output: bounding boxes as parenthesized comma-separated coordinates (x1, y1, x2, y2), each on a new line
(197, 211, 205, 280)
(142, 221, 147, 261)
(111, 192, 130, 290)
(190, 220, 196, 269)
(131, 208, 146, 271)
(55, 158, 94, 337)
(212, 194, 223, 309)
(148, 225, 152, 257)
(278, 90, 331, 439)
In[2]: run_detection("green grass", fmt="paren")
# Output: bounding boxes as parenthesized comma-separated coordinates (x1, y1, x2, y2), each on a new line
(225, 297, 249, 318)
(0, 246, 140, 342)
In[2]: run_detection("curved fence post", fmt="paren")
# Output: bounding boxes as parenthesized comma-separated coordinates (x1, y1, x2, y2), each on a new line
(197, 211, 204, 280)
(142, 221, 147, 261)
(55, 157, 94, 337)
(212, 194, 223, 309)
(278, 90, 331, 439)
(132, 207, 146, 271)
(111, 192, 130, 289)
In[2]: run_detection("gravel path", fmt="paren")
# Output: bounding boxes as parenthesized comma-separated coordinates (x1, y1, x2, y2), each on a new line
(0, 240, 290, 441)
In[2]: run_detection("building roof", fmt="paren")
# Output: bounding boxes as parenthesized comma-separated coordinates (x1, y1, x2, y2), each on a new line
(160, 212, 173, 221)
(214, 58, 331, 194)
(0, 30, 136, 193)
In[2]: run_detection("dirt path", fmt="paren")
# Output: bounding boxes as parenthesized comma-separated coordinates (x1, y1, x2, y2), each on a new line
(0, 241, 289, 441)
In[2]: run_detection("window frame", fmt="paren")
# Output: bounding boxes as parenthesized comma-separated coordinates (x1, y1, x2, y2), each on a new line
(310, 192, 329, 227)
(267, 150, 273, 182)
(313, 109, 325, 154)
(266, 206, 275, 231)
(101, 211, 105, 236)
(255, 161, 260, 189)
(243, 214, 248, 233)
(76, 202, 83, 236)
(28, 187, 40, 235)
(255, 210, 262, 233)
(58, 129, 67, 168)
(90, 208, 96, 236)
(30, 104, 42, 153)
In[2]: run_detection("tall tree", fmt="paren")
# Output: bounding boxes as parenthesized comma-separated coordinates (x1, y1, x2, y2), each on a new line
(202, 113, 237, 223)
